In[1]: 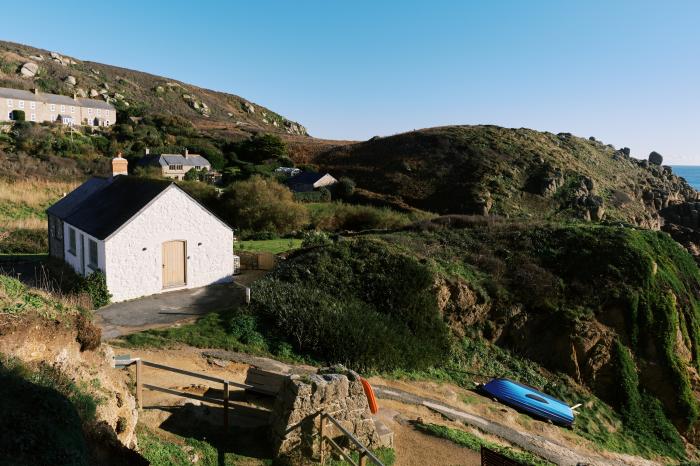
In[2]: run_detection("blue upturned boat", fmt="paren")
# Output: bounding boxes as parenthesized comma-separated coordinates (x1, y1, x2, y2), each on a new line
(480, 378, 576, 427)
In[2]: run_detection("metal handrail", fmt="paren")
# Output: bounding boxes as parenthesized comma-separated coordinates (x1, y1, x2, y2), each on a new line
(320, 412, 384, 466)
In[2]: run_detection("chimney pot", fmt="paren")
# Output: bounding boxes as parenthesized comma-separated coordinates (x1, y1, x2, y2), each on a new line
(145, 148, 150, 155)
(111, 152, 128, 177)
(184, 148, 189, 158)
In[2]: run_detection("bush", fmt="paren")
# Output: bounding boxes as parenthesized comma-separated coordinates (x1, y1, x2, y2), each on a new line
(220, 176, 308, 235)
(11, 110, 25, 121)
(251, 238, 452, 371)
(335, 177, 356, 199)
(79, 271, 111, 309)
(301, 230, 333, 248)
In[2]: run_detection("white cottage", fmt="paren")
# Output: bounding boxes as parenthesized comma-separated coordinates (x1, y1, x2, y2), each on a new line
(47, 155, 234, 303)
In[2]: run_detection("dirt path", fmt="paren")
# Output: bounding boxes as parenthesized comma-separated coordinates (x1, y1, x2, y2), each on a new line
(115, 346, 663, 466)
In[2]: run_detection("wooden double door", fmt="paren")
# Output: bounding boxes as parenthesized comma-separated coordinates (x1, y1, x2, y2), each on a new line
(162, 240, 186, 288)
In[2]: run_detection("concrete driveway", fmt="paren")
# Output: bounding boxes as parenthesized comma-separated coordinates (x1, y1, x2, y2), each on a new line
(96, 283, 244, 339)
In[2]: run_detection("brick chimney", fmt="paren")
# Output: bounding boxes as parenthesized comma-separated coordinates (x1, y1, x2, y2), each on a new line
(112, 152, 128, 177)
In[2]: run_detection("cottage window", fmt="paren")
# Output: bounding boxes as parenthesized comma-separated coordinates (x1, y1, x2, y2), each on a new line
(105, 120, 110, 125)
(18, 100, 24, 109)
(30, 113, 36, 121)
(88, 240, 98, 269)
(97, 109, 101, 116)
(50, 104, 55, 112)
(60, 105, 65, 113)
(70, 106, 75, 113)
(68, 228, 76, 255)
(88, 108, 92, 115)
(30, 101, 36, 110)
(6, 99, 12, 107)
(7, 112, 11, 120)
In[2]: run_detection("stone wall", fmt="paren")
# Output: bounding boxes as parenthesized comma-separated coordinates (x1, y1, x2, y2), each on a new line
(270, 365, 387, 463)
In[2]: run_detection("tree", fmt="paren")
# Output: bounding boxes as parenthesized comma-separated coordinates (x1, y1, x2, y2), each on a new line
(11, 110, 25, 121)
(220, 176, 308, 236)
(236, 134, 287, 163)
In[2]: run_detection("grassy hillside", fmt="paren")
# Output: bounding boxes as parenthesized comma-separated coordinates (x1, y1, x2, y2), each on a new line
(314, 125, 697, 226)
(0, 40, 307, 138)
(245, 221, 700, 459)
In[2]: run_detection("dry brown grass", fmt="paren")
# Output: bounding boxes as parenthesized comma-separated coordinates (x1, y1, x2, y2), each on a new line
(3, 218, 47, 229)
(0, 179, 78, 207)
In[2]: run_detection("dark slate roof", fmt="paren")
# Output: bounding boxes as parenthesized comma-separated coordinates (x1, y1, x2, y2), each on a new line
(285, 171, 328, 185)
(46, 177, 111, 218)
(62, 177, 172, 240)
(161, 154, 210, 167)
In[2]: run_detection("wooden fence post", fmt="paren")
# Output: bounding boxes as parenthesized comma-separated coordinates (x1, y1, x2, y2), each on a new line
(136, 359, 143, 410)
(223, 381, 230, 430)
(319, 413, 326, 465)
(359, 451, 367, 466)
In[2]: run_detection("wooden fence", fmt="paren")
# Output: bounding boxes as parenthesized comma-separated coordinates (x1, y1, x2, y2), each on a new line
(319, 412, 384, 466)
(118, 358, 259, 429)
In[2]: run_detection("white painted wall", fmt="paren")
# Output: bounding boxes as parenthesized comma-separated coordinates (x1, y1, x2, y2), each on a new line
(62, 223, 106, 276)
(104, 186, 233, 302)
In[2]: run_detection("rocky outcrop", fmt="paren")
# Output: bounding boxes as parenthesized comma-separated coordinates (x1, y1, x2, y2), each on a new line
(649, 151, 664, 165)
(64, 75, 76, 86)
(20, 62, 38, 77)
(270, 366, 390, 463)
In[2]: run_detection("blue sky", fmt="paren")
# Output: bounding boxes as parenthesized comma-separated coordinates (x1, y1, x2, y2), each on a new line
(3, 1, 699, 163)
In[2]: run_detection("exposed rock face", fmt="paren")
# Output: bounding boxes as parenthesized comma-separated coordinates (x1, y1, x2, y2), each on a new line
(243, 102, 255, 114)
(20, 62, 38, 77)
(64, 75, 76, 86)
(649, 151, 664, 165)
(89, 89, 99, 97)
(270, 366, 390, 462)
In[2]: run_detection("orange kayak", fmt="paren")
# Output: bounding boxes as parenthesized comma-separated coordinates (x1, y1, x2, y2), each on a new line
(360, 377, 379, 414)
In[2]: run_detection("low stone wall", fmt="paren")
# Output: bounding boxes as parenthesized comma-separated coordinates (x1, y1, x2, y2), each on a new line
(270, 365, 387, 463)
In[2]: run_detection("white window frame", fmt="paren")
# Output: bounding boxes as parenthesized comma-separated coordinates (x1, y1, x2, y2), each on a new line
(7, 99, 13, 107)
(60, 105, 65, 113)
(88, 108, 93, 115)
(7, 112, 12, 120)
(105, 120, 110, 125)
(30, 113, 36, 121)
(30, 101, 36, 110)
(96, 108, 101, 116)
(50, 104, 55, 112)
(18, 100, 24, 109)
(70, 106, 75, 114)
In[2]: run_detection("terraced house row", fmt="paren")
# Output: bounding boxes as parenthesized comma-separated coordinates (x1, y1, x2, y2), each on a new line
(0, 87, 116, 127)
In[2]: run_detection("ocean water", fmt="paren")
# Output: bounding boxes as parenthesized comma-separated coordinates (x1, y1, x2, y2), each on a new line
(672, 166, 700, 191)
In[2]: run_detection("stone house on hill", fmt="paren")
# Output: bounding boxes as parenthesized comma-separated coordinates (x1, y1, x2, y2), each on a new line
(0, 87, 115, 126)
(137, 149, 212, 181)
(46, 154, 234, 303)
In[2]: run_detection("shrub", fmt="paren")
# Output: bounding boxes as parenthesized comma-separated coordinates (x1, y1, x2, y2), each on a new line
(75, 313, 101, 351)
(220, 176, 308, 235)
(301, 230, 333, 248)
(251, 238, 452, 371)
(335, 177, 356, 199)
(11, 110, 25, 121)
(80, 271, 111, 309)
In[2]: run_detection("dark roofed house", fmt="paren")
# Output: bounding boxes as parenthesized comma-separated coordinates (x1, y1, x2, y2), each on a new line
(285, 171, 338, 193)
(46, 154, 234, 303)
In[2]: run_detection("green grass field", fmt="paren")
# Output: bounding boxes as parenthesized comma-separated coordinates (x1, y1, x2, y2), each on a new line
(235, 238, 302, 254)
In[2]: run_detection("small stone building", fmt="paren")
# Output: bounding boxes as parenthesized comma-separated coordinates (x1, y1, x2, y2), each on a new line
(270, 366, 392, 463)
(47, 155, 234, 303)
(137, 149, 212, 180)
